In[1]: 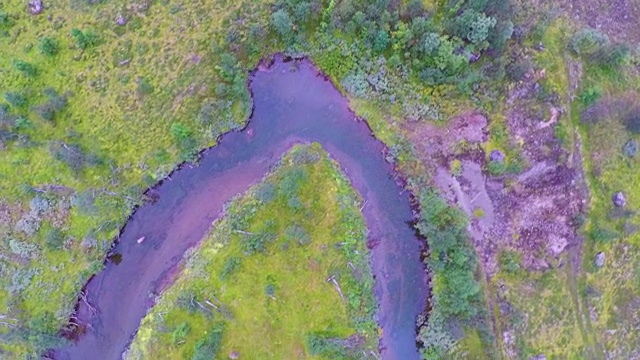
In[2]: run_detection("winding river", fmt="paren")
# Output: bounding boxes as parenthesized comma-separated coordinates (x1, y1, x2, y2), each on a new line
(54, 56, 428, 360)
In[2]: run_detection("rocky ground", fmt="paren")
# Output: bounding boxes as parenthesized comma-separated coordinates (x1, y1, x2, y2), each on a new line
(407, 42, 592, 357)
(408, 67, 587, 275)
(562, 0, 640, 44)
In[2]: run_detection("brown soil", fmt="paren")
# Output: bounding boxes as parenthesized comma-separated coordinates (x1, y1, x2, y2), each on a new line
(562, 0, 640, 44)
(407, 66, 587, 276)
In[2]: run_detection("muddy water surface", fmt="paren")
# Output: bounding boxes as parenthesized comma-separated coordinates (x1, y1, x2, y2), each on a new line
(54, 57, 428, 360)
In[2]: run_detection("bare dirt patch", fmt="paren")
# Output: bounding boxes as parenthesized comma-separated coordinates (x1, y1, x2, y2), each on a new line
(408, 82, 587, 273)
(562, 0, 640, 44)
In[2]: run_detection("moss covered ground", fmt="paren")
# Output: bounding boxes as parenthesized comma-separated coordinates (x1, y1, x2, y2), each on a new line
(126, 143, 377, 359)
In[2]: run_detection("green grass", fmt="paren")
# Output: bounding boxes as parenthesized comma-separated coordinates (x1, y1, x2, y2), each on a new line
(509, 9, 640, 359)
(0, 0, 276, 354)
(567, 18, 640, 357)
(126, 144, 377, 359)
(494, 256, 588, 358)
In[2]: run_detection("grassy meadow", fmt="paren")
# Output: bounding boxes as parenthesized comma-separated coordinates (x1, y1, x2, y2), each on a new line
(0, 0, 277, 355)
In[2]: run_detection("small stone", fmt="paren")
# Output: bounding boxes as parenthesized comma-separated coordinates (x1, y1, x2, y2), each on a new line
(595, 252, 605, 268)
(623, 139, 638, 157)
(229, 351, 239, 359)
(490, 149, 505, 163)
(613, 192, 626, 207)
(116, 14, 127, 26)
(28, 0, 43, 15)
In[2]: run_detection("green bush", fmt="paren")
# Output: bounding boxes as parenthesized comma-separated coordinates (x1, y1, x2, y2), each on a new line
(578, 86, 601, 107)
(71, 28, 99, 49)
(39, 37, 60, 57)
(219, 257, 241, 280)
(568, 28, 609, 56)
(499, 250, 521, 273)
(13, 60, 38, 77)
(26, 312, 67, 351)
(284, 224, 311, 246)
(45, 227, 66, 250)
(590, 225, 620, 243)
(240, 231, 276, 255)
(14, 117, 33, 131)
(4, 91, 27, 108)
(487, 160, 506, 175)
(306, 333, 348, 358)
(176, 290, 198, 313)
(33, 88, 68, 122)
(271, 9, 293, 39)
(136, 78, 154, 96)
(255, 182, 276, 204)
(0, 11, 13, 28)
(170, 122, 191, 140)
(416, 189, 485, 356)
(172, 322, 190, 345)
(192, 323, 224, 360)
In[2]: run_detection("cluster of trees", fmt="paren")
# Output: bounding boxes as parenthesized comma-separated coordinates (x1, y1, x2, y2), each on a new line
(269, 0, 513, 83)
(568, 28, 629, 70)
(415, 189, 491, 358)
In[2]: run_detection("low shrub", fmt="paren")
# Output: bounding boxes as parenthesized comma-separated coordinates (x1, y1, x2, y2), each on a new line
(487, 160, 506, 175)
(71, 28, 99, 50)
(13, 60, 38, 77)
(219, 256, 241, 280)
(568, 28, 609, 56)
(4, 92, 27, 108)
(44, 227, 66, 250)
(284, 224, 311, 246)
(192, 323, 224, 360)
(39, 37, 60, 57)
(499, 250, 521, 273)
(172, 322, 190, 345)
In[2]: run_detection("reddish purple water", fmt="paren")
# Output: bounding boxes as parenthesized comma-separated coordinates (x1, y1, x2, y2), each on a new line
(54, 56, 428, 360)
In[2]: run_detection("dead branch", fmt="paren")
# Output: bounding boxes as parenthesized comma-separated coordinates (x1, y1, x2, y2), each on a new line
(80, 291, 98, 315)
(194, 299, 212, 313)
(360, 200, 368, 212)
(233, 230, 255, 235)
(326, 275, 346, 304)
(68, 320, 81, 327)
(0, 314, 17, 322)
(204, 299, 218, 310)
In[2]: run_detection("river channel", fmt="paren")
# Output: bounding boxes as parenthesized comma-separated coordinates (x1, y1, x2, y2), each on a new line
(54, 56, 428, 360)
